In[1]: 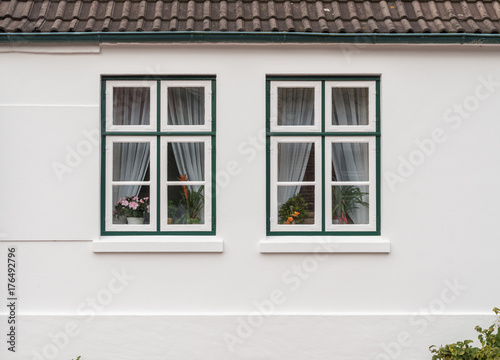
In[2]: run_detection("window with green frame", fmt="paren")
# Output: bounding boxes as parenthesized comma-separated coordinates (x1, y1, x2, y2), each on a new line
(267, 76, 380, 236)
(101, 76, 216, 235)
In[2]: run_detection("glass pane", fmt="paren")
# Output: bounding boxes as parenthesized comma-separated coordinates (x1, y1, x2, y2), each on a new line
(277, 88, 315, 126)
(331, 88, 368, 126)
(331, 143, 369, 181)
(113, 143, 150, 181)
(278, 143, 314, 182)
(167, 185, 205, 225)
(112, 185, 150, 224)
(167, 142, 205, 181)
(113, 87, 150, 125)
(277, 186, 315, 225)
(167, 87, 205, 126)
(331, 185, 369, 225)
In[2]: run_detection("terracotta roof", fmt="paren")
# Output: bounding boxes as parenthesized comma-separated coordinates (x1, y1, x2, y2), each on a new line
(1, 0, 500, 34)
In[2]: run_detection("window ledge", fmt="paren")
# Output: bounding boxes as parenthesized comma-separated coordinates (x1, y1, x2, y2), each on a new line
(93, 236, 223, 253)
(260, 237, 390, 253)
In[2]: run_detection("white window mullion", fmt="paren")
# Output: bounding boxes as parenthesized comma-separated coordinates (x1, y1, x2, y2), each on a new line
(325, 136, 375, 232)
(105, 81, 157, 132)
(324, 81, 376, 133)
(270, 81, 322, 133)
(105, 136, 157, 232)
(111, 181, 151, 186)
(330, 181, 370, 186)
(160, 136, 212, 232)
(160, 81, 212, 132)
(277, 181, 316, 186)
(270, 137, 321, 232)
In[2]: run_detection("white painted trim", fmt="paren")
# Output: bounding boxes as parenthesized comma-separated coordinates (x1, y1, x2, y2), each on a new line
(0, 44, 101, 54)
(160, 80, 212, 132)
(105, 136, 157, 232)
(270, 137, 322, 232)
(160, 136, 212, 232)
(105, 80, 157, 132)
(270, 81, 322, 132)
(325, 136, 377, 232)
(260, 237, 390, 253)
(0, 104, 98, 107)
(324, 81, 376, 132)
(93, 237, 223, 253)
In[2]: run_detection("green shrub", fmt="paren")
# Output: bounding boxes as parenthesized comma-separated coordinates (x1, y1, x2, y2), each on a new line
(278, 193, 309, 224)
(429, 307, 500, 360)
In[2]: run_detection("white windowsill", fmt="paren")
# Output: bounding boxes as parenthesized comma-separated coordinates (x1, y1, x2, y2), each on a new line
(260, 237, 390, 253)
(93, 236, 223, 253)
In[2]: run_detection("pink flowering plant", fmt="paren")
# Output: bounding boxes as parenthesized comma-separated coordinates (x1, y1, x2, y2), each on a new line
(114, 196, 150, 218)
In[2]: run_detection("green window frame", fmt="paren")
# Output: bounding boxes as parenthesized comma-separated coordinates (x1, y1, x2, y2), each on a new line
(101, 76, 216, 236)
(266, 76, 380, 236)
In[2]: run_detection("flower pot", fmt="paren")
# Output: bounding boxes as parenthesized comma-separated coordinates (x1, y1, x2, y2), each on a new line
(113, 215, 127, 224)
(167, 217, 173, 224)
(127, 217, 144, 224)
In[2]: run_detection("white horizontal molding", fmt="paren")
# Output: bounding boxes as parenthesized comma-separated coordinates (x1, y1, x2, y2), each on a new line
(94, 237, 223, 253)
(0, 104, 98, 107)
(0, 239, 92, 242)
(0, 43, 101, 54)
(260, 237, 390, 253)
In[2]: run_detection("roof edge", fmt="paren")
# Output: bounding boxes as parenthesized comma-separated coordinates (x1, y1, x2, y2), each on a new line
(1, 32, 500, 45)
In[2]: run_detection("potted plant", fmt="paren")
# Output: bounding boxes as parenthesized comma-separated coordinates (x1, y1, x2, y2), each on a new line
(278, 193, 309, 224)
(429, 307, 500, 360)
(114, 196, 150, 224)
(176, 174, 204, 224)
(167, 200, 178, 224)
(332, 186, 368, 224)
(112, 200, 127, 224)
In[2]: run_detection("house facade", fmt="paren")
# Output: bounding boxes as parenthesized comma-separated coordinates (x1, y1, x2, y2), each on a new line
(1, 1, 500, 359)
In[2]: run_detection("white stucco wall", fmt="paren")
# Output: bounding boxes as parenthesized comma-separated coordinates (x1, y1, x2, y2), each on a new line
(0, 42, 499, 360)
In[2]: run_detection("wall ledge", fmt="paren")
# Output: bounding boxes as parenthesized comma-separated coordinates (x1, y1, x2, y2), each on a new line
(260, 236, 390, 253)
(93, 236, 223, 253)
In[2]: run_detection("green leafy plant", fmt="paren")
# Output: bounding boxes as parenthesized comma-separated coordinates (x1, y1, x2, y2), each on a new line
(332, 186, 368, 224)
(175, 174, 205, 224)
(429, 307, 500, 360)
(177, 185, 204, 224)
(71, 357, 81, 360)
(278, 193, 310, 224)
(167, 200, 178, 219)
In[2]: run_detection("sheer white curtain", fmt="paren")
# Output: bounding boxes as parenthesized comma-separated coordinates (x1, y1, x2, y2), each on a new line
(277, 88, 314, 206)
(114, 87, 151, 126)
(113, 88, 151, 199)
(168, 88, 205, 181)
(168, 88, 205, 221)
(331, 88, 369, 223)
(115, 143, 150, 198)
(331, 88, 368, 126)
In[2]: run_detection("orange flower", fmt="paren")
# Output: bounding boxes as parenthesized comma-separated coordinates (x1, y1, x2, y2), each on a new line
(287, 217, 293, 222)
(285, 220, 291, 224)
(293, 211, 300, 217)
(178, 174, 188, 200)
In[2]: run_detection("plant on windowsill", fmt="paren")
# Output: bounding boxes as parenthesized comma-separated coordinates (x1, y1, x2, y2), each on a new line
(176, 174, 205, 224)
(429, 307, 500, 360)
(167, 200, 178, 224)
(332, 186, 369, 224)
(114, 196, 150, 225)
(278, 193, 309, 224)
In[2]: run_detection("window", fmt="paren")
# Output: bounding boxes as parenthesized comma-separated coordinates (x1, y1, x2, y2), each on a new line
(267, 77, 380, 236)
(101, 77, 215, 235)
